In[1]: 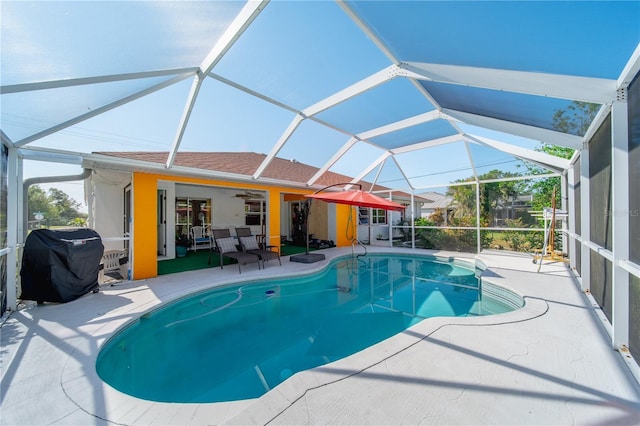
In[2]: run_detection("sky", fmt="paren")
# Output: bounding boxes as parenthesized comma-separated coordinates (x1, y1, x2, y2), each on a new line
(6, 1, 640, 215)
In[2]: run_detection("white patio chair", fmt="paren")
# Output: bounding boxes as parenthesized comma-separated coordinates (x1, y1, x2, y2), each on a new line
(190, 226, 211, 251)
(99, 250, 128, 283)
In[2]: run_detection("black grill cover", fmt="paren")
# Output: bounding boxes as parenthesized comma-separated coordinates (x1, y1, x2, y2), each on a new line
(20, 229, 104, 303)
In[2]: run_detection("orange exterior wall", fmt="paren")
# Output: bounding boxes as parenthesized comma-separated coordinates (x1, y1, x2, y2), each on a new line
(335, 204, 356, 247)
(267, 188, 282, 249)
(132, 173, 158, 279)
(130, 172, 354, 280)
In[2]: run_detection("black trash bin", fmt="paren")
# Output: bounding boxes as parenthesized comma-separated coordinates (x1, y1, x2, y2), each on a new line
(20, 229, 104, 303)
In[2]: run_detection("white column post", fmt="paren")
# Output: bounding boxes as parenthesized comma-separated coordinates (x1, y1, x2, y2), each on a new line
(388, 192, 393, 248)
(567, 164, 577, 271)
(611, 98, 630, 350)
(580, 144, 591, 292)
(6, 146, 19, 311)
(411, 193, 416, 249)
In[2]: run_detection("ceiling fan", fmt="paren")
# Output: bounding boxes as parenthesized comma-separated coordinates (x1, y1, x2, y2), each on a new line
(233, 190, 265, 200)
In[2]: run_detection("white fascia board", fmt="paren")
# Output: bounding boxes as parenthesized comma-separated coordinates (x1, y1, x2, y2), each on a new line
(303, 65, 397, 117)
(0, 68, 198, 94)
(18, 147, 84, 165)
(358, 110, 442, 140)
(465, 133, 570, 172)
(404, 62, 616, 104)
(618, 42, 640, 89)
(166, 75, 203, 168)
(306, 137, 358, 186)
(390, 134, 462, 154)
(14, 72, 193, 147)
(253, 114, 305, 180)
(444, 108, 582, 150)
(200, 1, 268, 74)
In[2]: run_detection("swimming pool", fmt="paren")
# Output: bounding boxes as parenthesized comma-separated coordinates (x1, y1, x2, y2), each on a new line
(96, 254, 521, 403)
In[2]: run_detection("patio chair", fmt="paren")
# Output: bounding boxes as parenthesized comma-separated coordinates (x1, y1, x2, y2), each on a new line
(99, 249, 128, 284)
(190, 225, 211, 251)
(235, 227, 281, 268)
(209, 228, 260, 273)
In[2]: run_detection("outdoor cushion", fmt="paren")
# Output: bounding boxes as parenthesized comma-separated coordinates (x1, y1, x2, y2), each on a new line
(217, 237, 237, 253)
(239, 236, 260, 251)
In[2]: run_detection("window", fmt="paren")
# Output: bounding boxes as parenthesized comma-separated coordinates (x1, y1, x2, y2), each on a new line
(359, 208, 387, 225)
(175, 198, 191, 227)
(372, 209, 387, 224)
(358, 207, 369, 224)
(245, 200, 265, 226)
(175, 197, 211, 236)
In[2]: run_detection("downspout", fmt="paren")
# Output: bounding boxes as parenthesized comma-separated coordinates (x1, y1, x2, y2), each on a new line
(23, 168, 93, 241)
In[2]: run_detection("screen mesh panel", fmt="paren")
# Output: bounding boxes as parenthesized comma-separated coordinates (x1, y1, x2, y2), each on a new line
(482, 190, 537, 227)
(628, 72, 640, 362)
(590, 251, 612, 321)
(629, 72, 640, 264)
(631, 274, 640, 361)
(588, 112, 613, 320)
(589, 114, 613, 250)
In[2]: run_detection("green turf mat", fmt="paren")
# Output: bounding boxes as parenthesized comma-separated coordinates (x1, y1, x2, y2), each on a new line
(157, 250, 232, 275)
(158, 244, 321, 275)
(279, 244, 319, 256)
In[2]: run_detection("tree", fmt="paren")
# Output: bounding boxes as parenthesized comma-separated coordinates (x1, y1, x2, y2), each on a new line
(529, 101, 598, 212)
(552, 101, 600, 136)
(448, 182, 476, 219)
(28, 185, 87, 227)
(28, 186, 55, 220)
(478, 170, 526, 224)
(528, 145, 573, 213)
(447, 170, 526, 225)
(48, 187, 82, 220)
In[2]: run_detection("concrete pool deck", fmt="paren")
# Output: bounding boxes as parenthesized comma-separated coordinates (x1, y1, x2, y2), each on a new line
(1, 247, 639, 425)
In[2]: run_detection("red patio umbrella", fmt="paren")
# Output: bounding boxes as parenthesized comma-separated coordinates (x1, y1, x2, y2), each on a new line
(290, 183, 405, 263)
(305, 185, 405, 211)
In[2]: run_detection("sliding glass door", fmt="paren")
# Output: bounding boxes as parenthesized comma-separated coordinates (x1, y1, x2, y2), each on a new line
(175, 197, 211, 238)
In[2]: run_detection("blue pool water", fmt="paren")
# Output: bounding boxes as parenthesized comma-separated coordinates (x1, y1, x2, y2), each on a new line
(96, 254, 518, 403)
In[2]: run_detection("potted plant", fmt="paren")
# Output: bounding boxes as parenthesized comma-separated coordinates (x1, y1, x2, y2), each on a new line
(175, 232, 191, 257)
